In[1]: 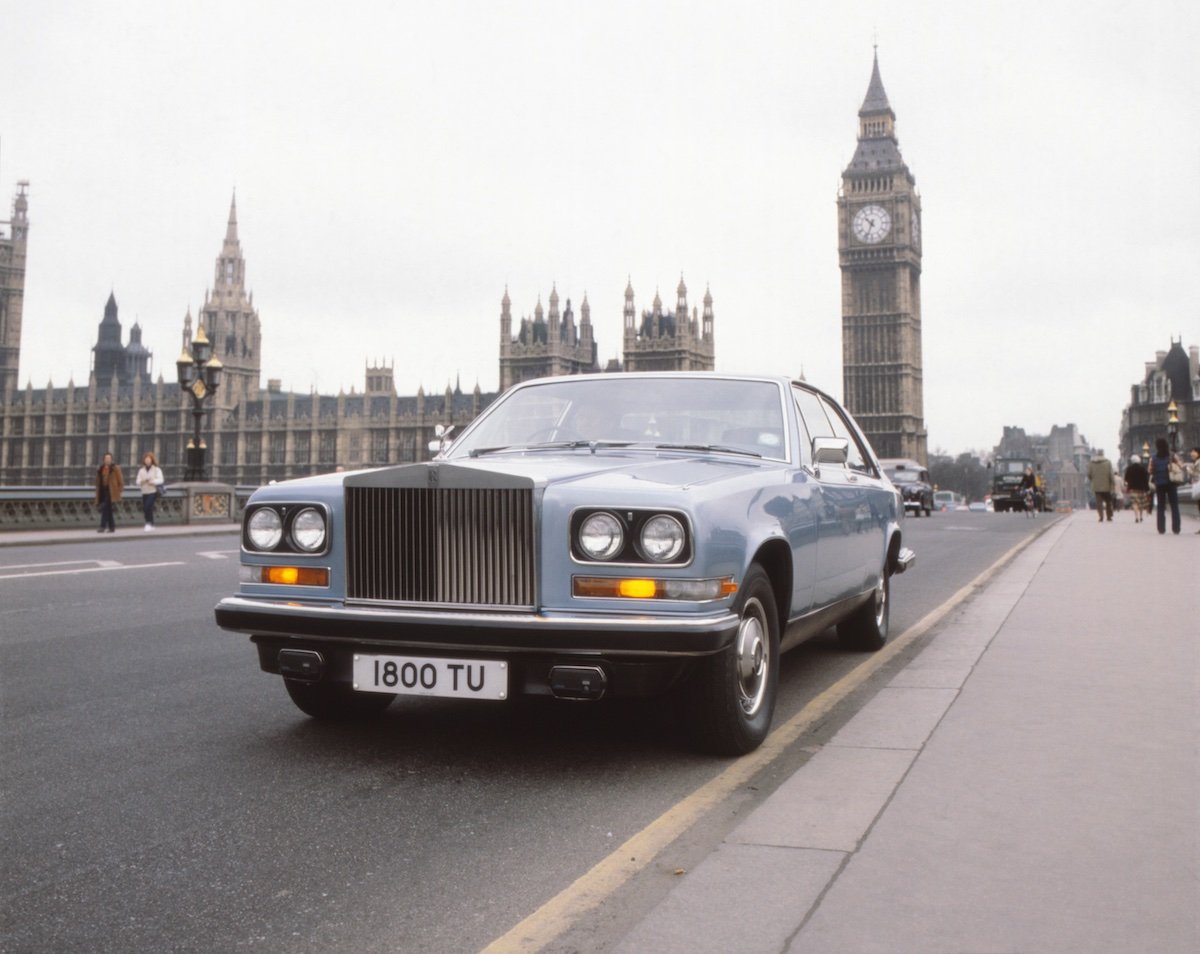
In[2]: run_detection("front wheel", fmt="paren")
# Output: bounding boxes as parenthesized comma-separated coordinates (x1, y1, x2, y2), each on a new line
(689, 564, 779, 755)
(837, 568, 890, 652)
(283, 678, 395, 720)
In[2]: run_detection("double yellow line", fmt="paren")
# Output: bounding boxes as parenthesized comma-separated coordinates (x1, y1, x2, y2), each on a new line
(483, 530, 1046, 952)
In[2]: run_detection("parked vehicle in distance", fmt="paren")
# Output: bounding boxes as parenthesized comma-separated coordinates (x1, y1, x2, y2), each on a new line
(880, 458, 934, 517)
(215, 373, 915, 755)
(968, 500, 990, 512)
(933, 490, 966, 512)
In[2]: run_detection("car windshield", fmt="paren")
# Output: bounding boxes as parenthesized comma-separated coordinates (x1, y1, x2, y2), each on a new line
(448, 377, 787, 459)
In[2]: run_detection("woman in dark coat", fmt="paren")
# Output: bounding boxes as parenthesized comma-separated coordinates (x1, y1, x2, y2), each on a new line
(1148, 438, 1182, 535)
(95, 451, 124, 533)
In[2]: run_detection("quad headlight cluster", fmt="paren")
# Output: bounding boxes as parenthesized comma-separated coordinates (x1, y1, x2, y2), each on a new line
(572, 509, 690, 565)
(244, 504, 330, 555)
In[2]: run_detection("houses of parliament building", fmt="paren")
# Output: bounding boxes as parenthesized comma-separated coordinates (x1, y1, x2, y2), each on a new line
(0, 190, 715, 487)
(3, 53, 933, 486)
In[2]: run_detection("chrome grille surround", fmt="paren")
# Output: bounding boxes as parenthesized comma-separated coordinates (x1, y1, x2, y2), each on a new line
(345, 485, 535, 608)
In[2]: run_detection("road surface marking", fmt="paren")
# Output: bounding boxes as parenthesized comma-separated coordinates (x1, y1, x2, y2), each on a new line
(197, 550, 240, 560)
(482, 530, 1046, 953)
(0, 559, 123, 571)
(0, 561, 185, 581)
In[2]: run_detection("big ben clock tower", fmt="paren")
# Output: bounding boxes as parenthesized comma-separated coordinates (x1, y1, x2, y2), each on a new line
(838, 51, 926, 463)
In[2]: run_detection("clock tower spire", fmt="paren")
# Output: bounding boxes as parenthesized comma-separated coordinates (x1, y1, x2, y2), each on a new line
(838, 50, 926, 463)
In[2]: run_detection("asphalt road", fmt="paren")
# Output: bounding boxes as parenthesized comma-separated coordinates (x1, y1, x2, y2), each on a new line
(0, 512, 1059, 952)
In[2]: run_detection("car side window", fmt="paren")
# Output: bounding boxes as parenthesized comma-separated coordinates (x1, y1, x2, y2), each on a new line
(817, 395, 874, 475)
(792, 388, 833, 466)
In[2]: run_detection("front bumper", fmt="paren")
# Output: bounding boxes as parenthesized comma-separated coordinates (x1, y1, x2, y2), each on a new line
(214, 596, 740, 659)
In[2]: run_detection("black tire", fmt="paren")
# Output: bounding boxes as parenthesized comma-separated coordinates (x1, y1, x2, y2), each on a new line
(690, 563, 779, 756)
(837, 567, 890, 652)
(283, 678, 395, 720)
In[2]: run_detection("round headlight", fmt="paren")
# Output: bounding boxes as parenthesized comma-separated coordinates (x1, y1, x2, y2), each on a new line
(247, 507, 283, 550)
(578, 512, 624, 561)
(290, 507, 327, 552)
(640, 514, 686, 563)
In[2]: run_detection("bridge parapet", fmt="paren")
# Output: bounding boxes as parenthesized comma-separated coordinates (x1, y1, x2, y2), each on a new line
(0, 484, 251, 530)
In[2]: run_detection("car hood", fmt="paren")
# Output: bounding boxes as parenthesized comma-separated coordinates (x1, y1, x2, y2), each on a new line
(341, 450, 780, 493)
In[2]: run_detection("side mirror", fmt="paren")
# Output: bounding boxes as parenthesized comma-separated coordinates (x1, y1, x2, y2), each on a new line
(812, 436, 849, 466)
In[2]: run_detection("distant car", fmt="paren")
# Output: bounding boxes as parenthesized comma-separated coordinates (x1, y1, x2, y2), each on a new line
(880, 459, 934, 517)
(215, 373, 915, 756)
(968, 500, 989, 512)
(933, 490, 965, 512)
(1054, 500, 1074, 513)
(1178, 482, 1199, 504)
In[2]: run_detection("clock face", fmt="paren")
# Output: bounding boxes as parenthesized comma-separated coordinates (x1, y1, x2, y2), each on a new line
(911, 210, 921, 247)
(190, 377, 208, 400)
(852, 205, 891, 244)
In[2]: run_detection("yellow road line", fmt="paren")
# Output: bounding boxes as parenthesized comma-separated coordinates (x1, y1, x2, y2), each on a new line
(482, 530, 1046, 953)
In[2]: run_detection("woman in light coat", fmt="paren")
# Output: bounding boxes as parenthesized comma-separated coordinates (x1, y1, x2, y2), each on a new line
(136, 451, 165, 531)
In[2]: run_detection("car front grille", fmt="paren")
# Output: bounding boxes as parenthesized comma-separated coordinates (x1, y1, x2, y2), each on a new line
(345, 486, 535, 608)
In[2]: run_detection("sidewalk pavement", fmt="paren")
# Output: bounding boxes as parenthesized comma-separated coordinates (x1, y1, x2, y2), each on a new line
(618, 511, 1199, 953)
(0, 521, 238, 547)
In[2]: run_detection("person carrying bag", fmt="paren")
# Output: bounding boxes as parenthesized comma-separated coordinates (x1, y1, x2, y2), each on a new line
(1148, 437, 1183, 535)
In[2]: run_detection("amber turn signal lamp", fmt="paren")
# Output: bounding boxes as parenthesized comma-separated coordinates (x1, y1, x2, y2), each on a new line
(262, 566, 329, 587)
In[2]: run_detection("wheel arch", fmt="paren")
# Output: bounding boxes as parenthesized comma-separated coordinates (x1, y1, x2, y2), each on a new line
(885, 529, 903, 577)
(749, 537, 792, 636)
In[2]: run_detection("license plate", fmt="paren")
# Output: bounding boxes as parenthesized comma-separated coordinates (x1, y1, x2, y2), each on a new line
(352, 654, 507, 700)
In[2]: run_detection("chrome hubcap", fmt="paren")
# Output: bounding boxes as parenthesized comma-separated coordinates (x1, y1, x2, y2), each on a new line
(874, 574, 888, 630)
(736, 597, 769, 716)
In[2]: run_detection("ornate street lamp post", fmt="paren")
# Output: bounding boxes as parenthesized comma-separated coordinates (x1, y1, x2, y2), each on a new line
(176, 326, 223, 481)
(1166, 400, 1179, 451)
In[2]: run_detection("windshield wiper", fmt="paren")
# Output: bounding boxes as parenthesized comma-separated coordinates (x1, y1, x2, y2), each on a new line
(654, 442, 763, 459)
(469, 440, 635, 458)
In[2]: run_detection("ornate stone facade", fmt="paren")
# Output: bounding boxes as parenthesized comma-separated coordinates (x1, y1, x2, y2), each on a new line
(0, 186, 720, 487)
(622, 277, 714, 373)
(0, 197, 491, 486)
(838, 53, 927, 463)
(498, 285, 598, 389)
(1120, 339, 1200, 461)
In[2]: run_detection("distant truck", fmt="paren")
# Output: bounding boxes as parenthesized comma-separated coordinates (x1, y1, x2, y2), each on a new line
(990, 457, 1045, 512)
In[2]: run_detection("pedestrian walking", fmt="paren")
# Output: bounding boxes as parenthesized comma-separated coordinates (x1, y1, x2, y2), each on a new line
(95, 451, 124, 533)
(1147, 437, 1183, 535)
(1086, 449, 1115, 522)
(136, 451, 165, 531)
(1190, 447, 1200, 533)
(1122, 455, 1150, 524)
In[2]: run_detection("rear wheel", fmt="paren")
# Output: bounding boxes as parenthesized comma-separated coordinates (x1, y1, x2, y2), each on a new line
(283, 678, 395, 720)
(690, 564, 779, 755)
(837, 567, 890, 652)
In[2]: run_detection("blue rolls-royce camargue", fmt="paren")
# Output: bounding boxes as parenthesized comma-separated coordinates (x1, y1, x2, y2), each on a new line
(214, 373, 914, 755)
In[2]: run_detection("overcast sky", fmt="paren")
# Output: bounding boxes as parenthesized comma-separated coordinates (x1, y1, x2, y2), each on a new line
(3, 0, 1197, 454)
